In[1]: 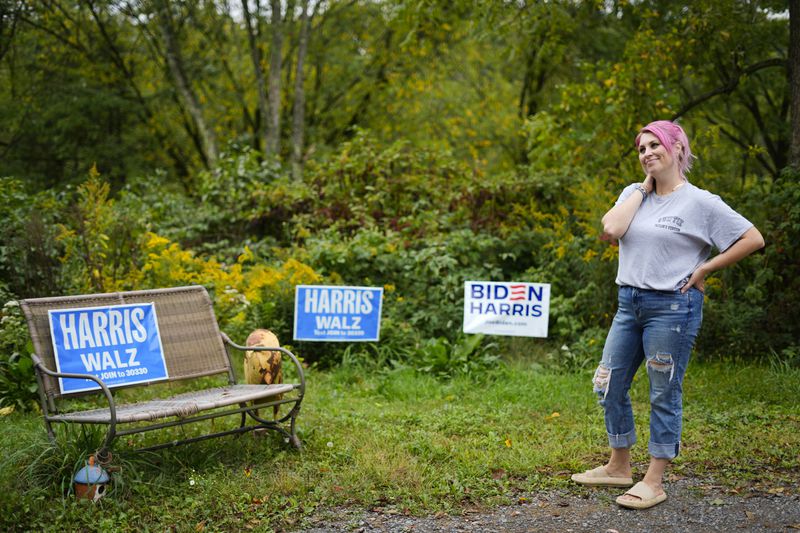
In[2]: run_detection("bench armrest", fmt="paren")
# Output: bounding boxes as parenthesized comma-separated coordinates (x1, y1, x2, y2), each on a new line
(220, 333, 306, 395)
(31, 353, 118, 425)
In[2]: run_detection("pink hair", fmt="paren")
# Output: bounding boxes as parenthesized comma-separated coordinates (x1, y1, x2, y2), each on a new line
(635, 120, 695, 176)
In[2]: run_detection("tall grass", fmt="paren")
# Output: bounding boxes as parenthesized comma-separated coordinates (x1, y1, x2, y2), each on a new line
(0, 360, 798, 531)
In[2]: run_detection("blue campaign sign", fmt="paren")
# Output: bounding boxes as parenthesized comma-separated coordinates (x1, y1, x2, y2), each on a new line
(294, 285, 383, 342)
(48, 303, 169, 394)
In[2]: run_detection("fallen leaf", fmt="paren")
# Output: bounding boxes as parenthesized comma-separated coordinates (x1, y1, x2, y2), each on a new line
(710, 498, 725, 506)
(505, 438, 513, 448)
(195, 521, 206, 532)
(767, 487, 785, 494)
(745, 511, 755, 519)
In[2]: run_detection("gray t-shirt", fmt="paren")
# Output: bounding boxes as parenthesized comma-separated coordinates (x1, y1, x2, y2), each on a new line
(615, 182, 753, 291)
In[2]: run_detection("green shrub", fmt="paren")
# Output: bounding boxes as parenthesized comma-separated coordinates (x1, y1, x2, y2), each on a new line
(403, 334, 502, 379)
(697, 171, 800, 358)
(0, 300, 37, 411)
(0, 178, 62, 298)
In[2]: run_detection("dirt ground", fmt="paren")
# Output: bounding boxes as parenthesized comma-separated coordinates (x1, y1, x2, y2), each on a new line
(299, 477, 800, 532)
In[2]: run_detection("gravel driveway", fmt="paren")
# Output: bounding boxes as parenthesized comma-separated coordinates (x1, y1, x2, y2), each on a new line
(300, 478, 800, 532)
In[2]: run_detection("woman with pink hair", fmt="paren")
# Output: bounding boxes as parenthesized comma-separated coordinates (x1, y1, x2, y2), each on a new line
(571, 120, 764, 509)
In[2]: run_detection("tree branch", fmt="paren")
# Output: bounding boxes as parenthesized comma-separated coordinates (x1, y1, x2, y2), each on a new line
(669, 58, 786, 121)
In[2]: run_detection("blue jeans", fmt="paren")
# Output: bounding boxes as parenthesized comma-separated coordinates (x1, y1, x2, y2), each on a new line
(594, 286, 703, 460)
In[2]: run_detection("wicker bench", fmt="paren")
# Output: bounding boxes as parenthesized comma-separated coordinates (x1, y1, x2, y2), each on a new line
(20, 285, 304, 454)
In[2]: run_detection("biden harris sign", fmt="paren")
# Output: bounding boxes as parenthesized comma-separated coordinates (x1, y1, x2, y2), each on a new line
(48, 303, 168, 394)
(463, 281, 551, 338)
(294, 285, 383, 342)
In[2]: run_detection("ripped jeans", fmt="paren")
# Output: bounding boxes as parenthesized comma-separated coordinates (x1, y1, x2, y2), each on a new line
(594, 285, 703, 460)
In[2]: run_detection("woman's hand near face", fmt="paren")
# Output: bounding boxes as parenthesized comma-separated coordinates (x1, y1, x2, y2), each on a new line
(642, 174, 654, 194)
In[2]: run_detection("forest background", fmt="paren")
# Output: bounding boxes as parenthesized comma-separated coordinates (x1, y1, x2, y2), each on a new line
(2, 0, 800, 410)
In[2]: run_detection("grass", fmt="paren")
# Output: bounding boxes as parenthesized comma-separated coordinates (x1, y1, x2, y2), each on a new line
(0, 358, 798, 532)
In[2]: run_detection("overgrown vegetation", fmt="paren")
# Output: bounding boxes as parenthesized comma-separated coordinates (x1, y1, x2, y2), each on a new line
(0, 360, 797, 531)
(3, 140, 798, 411)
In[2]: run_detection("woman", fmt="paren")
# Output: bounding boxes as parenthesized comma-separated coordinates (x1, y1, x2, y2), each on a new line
(571, 120, 764, 509)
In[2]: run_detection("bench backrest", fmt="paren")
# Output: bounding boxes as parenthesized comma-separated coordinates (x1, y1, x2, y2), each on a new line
(20, 286, 231, 400)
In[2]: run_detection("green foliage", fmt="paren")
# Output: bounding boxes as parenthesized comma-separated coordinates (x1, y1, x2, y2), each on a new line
(698, 171, 800, 358)
(1, 361, 798, 531)
(0, 1, 797, 372)
(0, 300, 37, 411)
(195, 147, 287, 249)
(0, 178, 62, 298)
(404, 334, 501, 379)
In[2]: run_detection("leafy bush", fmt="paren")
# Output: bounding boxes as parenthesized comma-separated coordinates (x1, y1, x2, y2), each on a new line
(403, 334, 502, 379)
(697, 171, 800, 358)
(0, 178, 62, 298)
(0, 300, 38, 411)
(1, 136, 798, 377)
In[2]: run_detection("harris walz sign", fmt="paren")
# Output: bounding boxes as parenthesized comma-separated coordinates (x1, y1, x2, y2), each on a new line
(48, 303, 168, 394)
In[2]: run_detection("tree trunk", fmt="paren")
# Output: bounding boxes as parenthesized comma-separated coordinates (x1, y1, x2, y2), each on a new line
(790, 0, 800, 170)
(266, 0, 283, 157)
(241, 0, 270, 154)
(155, 0, 218, 168)
(291, 0, 309, 180)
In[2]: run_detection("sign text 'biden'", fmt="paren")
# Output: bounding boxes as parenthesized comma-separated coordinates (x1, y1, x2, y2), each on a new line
(463, 281, 550, 338)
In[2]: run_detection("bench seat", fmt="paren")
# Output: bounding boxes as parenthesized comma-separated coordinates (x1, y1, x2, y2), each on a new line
(50, 384, 297, 424)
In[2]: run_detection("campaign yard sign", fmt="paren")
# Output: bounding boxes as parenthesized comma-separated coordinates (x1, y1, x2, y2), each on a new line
(294, 285, 383, 342)
(463, 281, 551, 338)
(48, 303, 169, 394)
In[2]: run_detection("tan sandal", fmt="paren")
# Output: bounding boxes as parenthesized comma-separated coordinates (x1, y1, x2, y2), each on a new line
(616, 481, 667, 509)
(571, 466, 634, 487)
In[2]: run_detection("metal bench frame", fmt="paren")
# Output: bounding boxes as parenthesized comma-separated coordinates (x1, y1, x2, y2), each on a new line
(20, 286, 304, 454)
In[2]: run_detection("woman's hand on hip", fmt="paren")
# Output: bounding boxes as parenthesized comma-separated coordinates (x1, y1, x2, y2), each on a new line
(681, 266, 707, 294)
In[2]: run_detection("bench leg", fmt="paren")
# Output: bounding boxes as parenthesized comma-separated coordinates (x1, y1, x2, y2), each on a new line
(289, 420, 301, 449)
(99, 424, 116, 457)
(288, 406, 302, 449)
(43, 418, 56, 444)
(242, 401, 302, 449)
